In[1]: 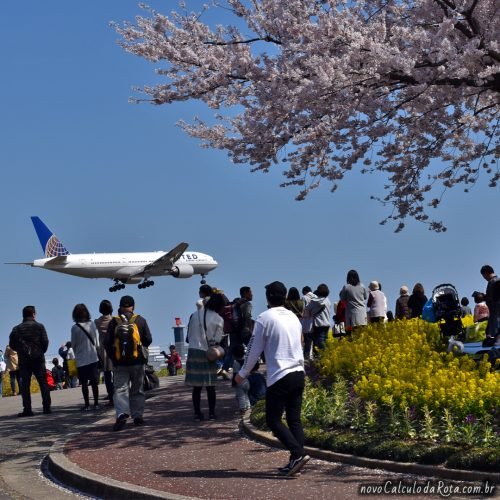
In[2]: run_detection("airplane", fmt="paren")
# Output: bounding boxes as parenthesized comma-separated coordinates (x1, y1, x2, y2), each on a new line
(7, 217, 218, 292)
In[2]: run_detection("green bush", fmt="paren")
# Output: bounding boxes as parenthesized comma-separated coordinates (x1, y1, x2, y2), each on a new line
(446, 448, 500, 473)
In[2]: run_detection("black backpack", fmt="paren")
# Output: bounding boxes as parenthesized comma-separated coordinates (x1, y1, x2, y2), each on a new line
(143, 365, 160, 391)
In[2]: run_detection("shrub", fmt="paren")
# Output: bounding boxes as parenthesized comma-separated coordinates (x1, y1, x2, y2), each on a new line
(446, 448, 500, 473)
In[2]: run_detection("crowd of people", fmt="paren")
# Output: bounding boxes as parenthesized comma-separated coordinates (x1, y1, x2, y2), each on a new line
(2, 264, 499, 477)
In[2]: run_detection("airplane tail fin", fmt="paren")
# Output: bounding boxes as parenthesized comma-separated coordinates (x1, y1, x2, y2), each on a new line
(31, 216, 70, 257)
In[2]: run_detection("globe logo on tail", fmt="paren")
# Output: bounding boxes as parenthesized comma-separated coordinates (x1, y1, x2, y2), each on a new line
(45, 235, 69, 257)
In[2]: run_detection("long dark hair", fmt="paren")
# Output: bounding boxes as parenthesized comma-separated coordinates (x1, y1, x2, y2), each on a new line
(287, 287, 300, 301)
(346, 270, 360, 286)
(72, 303, 91, 323)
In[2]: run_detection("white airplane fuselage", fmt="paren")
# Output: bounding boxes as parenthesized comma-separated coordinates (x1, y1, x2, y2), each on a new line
(32, 251, 217, 284)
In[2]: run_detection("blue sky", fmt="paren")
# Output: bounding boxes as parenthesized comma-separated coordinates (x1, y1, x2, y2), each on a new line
(1, 1, 498, 356)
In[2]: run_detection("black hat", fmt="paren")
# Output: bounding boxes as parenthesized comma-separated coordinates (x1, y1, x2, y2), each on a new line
(265, 281, 287, 299)
(472, 291, 481, 298)
(199, 284, 213, 296)
(120, 295, 135, 308)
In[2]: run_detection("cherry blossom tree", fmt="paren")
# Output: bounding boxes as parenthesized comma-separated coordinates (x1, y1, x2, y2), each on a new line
(115, 0, 499, 231)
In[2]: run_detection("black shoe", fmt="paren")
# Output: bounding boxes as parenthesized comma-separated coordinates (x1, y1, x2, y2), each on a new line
(279, 455, 310, 476)
(194, 412, 204, 421)
(113, 413, 129, 431)
(133, 417, 144, 426)
(43, 408, 52, 414)
(80, 405, 91, 412)
(18, 410, 34, 417)
(208, 413, 216, 420)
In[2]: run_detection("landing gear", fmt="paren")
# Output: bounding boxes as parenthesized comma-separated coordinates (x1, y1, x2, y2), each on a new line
(109, 280, 126, 292)
(138, 280, 155, 289)
(200, 274, 207, 285)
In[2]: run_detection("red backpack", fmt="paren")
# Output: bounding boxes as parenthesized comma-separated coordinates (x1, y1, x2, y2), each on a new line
(46, 369, 56, 391)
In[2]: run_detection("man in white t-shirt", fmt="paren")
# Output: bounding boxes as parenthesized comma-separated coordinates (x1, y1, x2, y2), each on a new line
(235, 281, 310, 476)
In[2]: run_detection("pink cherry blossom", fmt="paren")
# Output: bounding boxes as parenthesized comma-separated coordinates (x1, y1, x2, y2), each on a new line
(114, 0, 499, 231)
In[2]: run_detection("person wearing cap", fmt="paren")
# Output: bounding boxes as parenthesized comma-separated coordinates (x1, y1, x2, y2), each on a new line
(104, 295, 152, 431)
(395, 285, 411, 320)
(367, 281, 386, 323)
(235, 281, 310, 477)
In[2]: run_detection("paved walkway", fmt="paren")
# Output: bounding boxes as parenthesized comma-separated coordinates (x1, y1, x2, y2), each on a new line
(56, 381, 486, 500)
(1, 378, 497, 499)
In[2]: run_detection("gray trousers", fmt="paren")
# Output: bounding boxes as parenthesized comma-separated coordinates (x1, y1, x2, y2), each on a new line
(113, 364, 145, 419)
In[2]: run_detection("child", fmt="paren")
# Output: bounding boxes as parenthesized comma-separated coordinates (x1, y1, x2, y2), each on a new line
(232, 344, 250, 413)
(247, 361, 267, 406)
(163, 345, 182, 376)
(51, 358, 65, 390)
(472, 292, 489, 323)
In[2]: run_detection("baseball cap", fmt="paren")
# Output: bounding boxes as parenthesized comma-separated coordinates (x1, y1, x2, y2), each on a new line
(265, 281, 287, 298)
(119, 295, 135, 308)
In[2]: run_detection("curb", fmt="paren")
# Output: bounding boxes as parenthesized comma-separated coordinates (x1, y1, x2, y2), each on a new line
(47, 377, 200, 500)
(241, 418, 500, 483)
(47, 432, 196, 500)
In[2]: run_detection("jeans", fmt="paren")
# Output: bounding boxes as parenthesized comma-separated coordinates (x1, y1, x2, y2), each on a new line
(311, 326, 329, 353)
(265, 371, 305, 460)
(113, 364, 145, 419)
(235, 379, 250, 410)
(20, 360, 51, 412)
(167, 365, 177, 376)
(248, 372, 267, 405)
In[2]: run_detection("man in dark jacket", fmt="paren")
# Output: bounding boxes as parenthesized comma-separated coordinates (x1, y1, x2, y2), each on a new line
(481, 265, 500, 341)
(9, 305, 51, 417)
(104, 295, 152, 431)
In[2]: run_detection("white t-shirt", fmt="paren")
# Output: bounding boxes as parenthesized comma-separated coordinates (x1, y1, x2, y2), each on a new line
(238, 306, 304, 387)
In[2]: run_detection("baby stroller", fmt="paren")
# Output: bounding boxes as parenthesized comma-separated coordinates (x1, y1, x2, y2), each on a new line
(431, 284, 465, 339)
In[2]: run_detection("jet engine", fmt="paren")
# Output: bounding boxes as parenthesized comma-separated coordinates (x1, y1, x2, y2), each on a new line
(171, 263, 194, 278)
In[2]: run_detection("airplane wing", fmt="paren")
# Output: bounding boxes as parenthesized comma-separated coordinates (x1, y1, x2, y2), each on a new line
(133, 242, 189, 276)
(5, 262, 33, 265)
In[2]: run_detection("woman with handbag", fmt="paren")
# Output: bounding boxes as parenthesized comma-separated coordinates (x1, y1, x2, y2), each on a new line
(185, 293, 224, 420)
(71, 303, 100, 411)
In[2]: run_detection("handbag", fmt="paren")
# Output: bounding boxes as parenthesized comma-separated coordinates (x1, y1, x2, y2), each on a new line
(76, 323, 104, 369)
(67, 358, 78, 377)
(140, 344, 149, 364)
(202, 309, 225, 362)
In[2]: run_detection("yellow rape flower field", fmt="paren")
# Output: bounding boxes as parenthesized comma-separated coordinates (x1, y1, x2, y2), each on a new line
(318, 318, 500, 420)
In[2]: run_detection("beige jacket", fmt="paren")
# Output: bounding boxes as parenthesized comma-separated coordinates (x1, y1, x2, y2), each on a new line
(4, 345, 18, 371)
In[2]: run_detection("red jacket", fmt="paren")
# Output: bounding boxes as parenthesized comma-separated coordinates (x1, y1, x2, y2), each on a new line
(167, 352, 182, 369)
